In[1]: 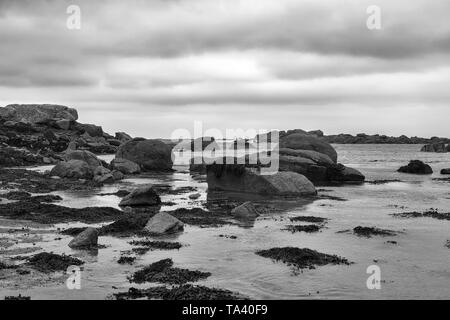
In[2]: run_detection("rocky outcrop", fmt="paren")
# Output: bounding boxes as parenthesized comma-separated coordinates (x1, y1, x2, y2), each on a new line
(144, 212, 184, 235)
(115, 138, 173, 171)
(119, 185, 161, 207)
(68, 227, 99, 249)
(0, 105, 119, 161)
(421, 143, 449, 153)
(0, 145, 47, 167)
(231, 202, 260, 219)
(111, 158, 141, 174)
(50, 150, 120, 183)
(276, 134, 364, 184)
(206, 164, 316, 196)
(0, 104, 78, 124)
(398, 160, 433, 175)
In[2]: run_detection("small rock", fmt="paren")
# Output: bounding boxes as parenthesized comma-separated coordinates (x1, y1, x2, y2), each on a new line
(68, 227, 99, 249)
(111, 158, 141, 174)
(188, 193, 201, 200)
(231, 201, 260, 219)
(145, 212, 184, 235)
(398, 160, 433, 175)
(119, 185, 161, 207)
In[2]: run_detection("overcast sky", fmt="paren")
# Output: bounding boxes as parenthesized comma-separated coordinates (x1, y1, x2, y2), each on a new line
(0, 0, 449, 138)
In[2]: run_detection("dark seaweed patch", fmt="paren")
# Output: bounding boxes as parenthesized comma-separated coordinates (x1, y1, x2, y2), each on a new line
(283, 224, 322, 233)
(26, 252, 83, 273)
(114, 285, 244, 300)
(129, 258, 211, 285)
(256, 247, 351, 270)
(353, 226, 399, 238)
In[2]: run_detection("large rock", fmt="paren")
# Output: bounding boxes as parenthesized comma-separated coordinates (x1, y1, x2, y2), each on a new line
(206, 164, 316, 196)
(111, 158, 141, 174)
(75, 123, 104, 137)
(279, 133, 338, 163)
(144, 212, 184, 235)
(0, 104, 78, 124)
(115, 138, 173, 171)
(64, 150, 102, 169)
(115, 132, 132, 142)
(50, 160, 94, 179)
(119, 185, 161, 207)
(278, 148, 364, 184)
(231, 202, 260, 219)
(441, 168, 450, 175)
(68, 227, 98, 249)
(398, 160, 433, 175)
(326, 165, 365, 183)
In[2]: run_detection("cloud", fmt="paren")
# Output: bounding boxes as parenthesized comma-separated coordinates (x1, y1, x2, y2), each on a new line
(0, 0, 449, 137)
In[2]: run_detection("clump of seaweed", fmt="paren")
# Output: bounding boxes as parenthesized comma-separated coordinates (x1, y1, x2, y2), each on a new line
(256, 247, 351, 270)
(128, 258, 211, 285)
(129, 240, 182, 255)
(353, 226, 399, 238)
(392, 208, 450, 221)
(114, 285, 245, 300)
(26, 252, 83, 273)
(283, 224, 322, 233)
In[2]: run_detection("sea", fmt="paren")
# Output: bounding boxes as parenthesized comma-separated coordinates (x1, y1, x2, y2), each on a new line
(1, 144, 449, 299)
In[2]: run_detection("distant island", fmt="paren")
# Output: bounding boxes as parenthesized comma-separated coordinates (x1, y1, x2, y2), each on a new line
(319, 132, 450, 145)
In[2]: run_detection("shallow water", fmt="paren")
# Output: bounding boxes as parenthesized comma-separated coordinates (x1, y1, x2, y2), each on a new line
(1, 145, 449, 300)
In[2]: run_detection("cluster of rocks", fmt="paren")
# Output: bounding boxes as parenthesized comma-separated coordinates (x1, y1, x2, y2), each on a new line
(50, 150, 124, 183)
(0, 104, 133, 167)
(420, 143, 450, 153)
(199, 130, 365, 197)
